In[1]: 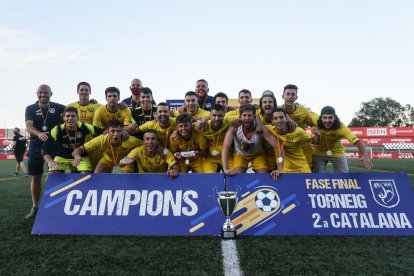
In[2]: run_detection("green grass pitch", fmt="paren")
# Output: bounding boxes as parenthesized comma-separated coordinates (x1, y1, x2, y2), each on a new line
(1, 159, 413, 275)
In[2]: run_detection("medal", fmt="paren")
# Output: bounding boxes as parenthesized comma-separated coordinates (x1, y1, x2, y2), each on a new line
(163, 149, 168, 155)
(275, 133, 284, 165)
(109, 137, 122, 172)
(38, 103, 50, 132)
(212, 133, 221, 157)
(323, 134, 333, 156)
(112, 165, 121, 174)
(185, 159, 190, 165)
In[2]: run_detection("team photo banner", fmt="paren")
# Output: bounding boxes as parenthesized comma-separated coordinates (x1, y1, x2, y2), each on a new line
(32, 172, 414, 236)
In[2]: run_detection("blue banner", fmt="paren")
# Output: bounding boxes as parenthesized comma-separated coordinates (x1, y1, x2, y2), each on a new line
(226, 173, 414, 236)
(166, 99, 184, 113)
(32, 173, 414, 236)
(32, 173, 225, 235)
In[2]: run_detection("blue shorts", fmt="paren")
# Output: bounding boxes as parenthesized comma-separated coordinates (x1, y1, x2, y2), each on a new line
(28, 146, 45, 175)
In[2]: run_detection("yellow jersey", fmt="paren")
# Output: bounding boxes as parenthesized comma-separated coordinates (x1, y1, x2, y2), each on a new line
(314, 123, 359, 157)
(83, 135, 142, 165)
(279, 103, 318, 128)
(266, 125, 312, 173)
(138, 118, 177, 148)
(93, 105, 132, 128)
(193, 116, 238, 156)
(169, 131, 208, 153)
(127, 146, 177, 173)
(174, 108, 210, 119)
(67, 102, 103, 125)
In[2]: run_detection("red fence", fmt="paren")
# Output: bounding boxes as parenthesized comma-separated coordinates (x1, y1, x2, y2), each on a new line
(341, 137, 414, 146)
(342, 127, 414, 146)
(0, 154, 28, 160)
(349, 127, 414, 137)
(346, 152, 414, 159)
(307, 127, 414, 159)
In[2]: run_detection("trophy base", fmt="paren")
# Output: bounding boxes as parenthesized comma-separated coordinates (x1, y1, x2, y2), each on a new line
(221, 230, 237, 239)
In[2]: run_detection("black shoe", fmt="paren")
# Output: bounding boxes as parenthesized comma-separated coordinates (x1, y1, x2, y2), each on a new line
(13, 172, 18, 177)
(25, 207, 38, 219)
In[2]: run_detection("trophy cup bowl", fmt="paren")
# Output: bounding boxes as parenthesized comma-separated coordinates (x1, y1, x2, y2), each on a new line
(217, 191, 238, 239)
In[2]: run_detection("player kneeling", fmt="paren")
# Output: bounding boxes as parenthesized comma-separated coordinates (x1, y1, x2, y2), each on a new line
(120, 130, 180, 178)
(42, 107, 105, 173)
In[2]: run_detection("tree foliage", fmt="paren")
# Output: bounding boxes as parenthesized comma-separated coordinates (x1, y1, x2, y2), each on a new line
(348, 97, 412, 127)
(403, 104, 414, 126)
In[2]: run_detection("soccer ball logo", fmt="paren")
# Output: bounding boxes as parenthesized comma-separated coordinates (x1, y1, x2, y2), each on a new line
(255, 190, 278, 212)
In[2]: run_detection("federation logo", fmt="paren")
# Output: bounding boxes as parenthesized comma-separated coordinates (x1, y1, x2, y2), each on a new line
(369, 179, 400, 208)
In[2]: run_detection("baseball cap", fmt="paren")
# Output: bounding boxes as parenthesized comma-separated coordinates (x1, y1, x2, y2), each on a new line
(320, 106, 336, 116)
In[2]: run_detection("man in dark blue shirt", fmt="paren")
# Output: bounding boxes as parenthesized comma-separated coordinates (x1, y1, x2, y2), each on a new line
(24, 84, 65, 219)
(195, 79, 215, 111)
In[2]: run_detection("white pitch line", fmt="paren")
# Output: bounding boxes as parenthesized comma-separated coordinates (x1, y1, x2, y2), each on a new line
(221, 239, 243, 276)
(0, 176, 24, 182)
(348, 166, 414, 176)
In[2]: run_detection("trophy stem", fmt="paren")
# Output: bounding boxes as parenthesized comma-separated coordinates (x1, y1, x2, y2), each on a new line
(226, 200, 230, 217)
(224, 217, 234, 231)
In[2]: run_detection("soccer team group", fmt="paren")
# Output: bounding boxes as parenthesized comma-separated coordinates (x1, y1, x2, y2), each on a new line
(22, 79, 373, 218)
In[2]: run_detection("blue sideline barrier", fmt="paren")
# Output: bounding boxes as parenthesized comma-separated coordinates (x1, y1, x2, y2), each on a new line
(32, 172, 414, 236)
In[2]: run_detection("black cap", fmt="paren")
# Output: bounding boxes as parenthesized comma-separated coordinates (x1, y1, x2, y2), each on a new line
(321, 106, 336, 116)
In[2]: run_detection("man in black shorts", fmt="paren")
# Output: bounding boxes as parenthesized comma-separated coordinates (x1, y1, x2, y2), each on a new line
(25, 84, 65, 219)
(12, 127, 28, 177)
